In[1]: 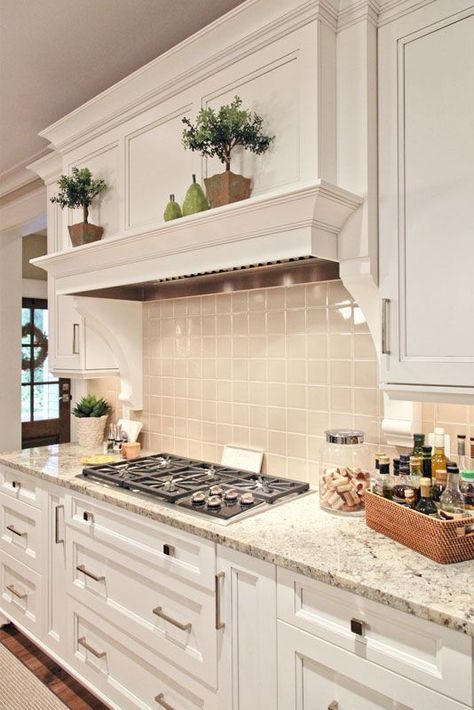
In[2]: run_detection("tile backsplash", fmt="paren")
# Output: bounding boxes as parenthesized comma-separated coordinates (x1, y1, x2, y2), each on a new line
(88, 280, 474, 484)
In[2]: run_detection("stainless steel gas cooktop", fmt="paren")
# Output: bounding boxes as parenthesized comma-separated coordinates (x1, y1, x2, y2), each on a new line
(80, 453, 311, 524)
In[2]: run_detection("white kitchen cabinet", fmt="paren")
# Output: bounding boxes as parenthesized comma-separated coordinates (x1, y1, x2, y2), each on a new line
(45, 490, 67, 652)
(217, 545, 278, 710)
(378, 1, 474, 398)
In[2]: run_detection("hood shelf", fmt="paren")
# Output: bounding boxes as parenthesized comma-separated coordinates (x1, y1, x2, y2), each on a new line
(31, 180, 362, 296)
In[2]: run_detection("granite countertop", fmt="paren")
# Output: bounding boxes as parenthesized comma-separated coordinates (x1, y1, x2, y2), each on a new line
(0, 443, 473, 636)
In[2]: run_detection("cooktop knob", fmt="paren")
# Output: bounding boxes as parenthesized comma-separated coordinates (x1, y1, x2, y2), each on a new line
(191, 491, 206, 506)
(240, 492, 255, 506)
(209, 485, 224, 497)
(224, 488, 239, 504)
(207, 495, 222, 509)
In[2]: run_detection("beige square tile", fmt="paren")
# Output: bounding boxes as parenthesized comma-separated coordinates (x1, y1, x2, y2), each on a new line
(232, 426, 250, 447)
(353, 306, 369, 333)
(202, 358, 216, 379)
(232, 292, 249, 312)
(248, 335, 267, 357)
(233, 359, 249, 380)
(354, 361, 378, 387)
(216, 423, 232, 444)
(249, 311, 266, 334)
(330, 387, 353, 413)
(233, 312, 249, 336)
(286, 285, 306, 309)
(173, 298, 187, 316)
(187, 316, 201, 337)
(216, 401, 233, 425)
(202, 338, 216, 357)
(422, 403, 435, 420)
(216, 358, 232, 380)
(330, 334, 352, 359)
(202, 379, 217, 401)
(249, 382, 267, 406)
(307, 386, 329, 411)
(187, 379, 202, 400)
(264, 453, 287, 476)
(287, 433, 307, 458)
(160, 301, 174, 317)
(267, 310, 285, 334)
(267, 383, 286, 407)
(216, 314, 232, 336)
(268, 359, 286, 382)
(287, 458, 309, 482)
(287, 409, 307, 434)
(354, 333, 376, 360)
(189, 337, 201, 357)
(268, 406, 287, 431)
(249, 359, 267, 382)
(267, 335, 286, 358)
(307, 334, 328, 359)
(249, 405, 267, 429)
(201, 315, 216, 337)
(329, 306, 353, 333)
(175, 417, 188, 437)
(233, 337, 249, 357)
(201, 295, 216, 314)
(287, 361, 306, 384)
(307, 308, 328, 333)
(267, 287, 285, 310)
(268, 430, 287, 456)
(287, 384, 307, 409)
(216, 293, 232, 313)
(354, 388, 378, 416)
(435, 404, 468, 423)
(187, 297, 201, 315)
(174, 379, 186, 398)
(306, 283, 327, 308)
(330, 361, 352, 386)
(216, 380, 232, 402)
(250, 427, 268, 450)
(308, 410, 329, 436)
(216, 336, 232, 357)
(328, 281, 352, 306)
(286, 309, 306, 334)
(233, 403, 250, 427)
(249, 289, 266, 311)
(174, 398, 186, 418)
(203, 400, 217, 422)
(287, 334, 306, 359)
(186, 359, 201, 379)
(233, 381, 249, 404)
(308, 360, 328, 385)
(202, 443, 218, 462)
(354, 414, 380, 445)
(330, 412, 354, 430)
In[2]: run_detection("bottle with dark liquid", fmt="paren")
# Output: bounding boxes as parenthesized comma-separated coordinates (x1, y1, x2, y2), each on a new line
(415, 477, 438, 516)
(432, 469, 447, 510)
(422, 445, 432, 480)
(393, 462, 419, 505)
(412, 433, 425, 458)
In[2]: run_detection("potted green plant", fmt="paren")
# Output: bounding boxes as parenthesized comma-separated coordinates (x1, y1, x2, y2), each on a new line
(182, 96, 274, 208)
(73, 395, 110, 448)
(50, 167, 107, 247)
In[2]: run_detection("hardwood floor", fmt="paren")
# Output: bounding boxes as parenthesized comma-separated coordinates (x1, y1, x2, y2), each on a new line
(0, 624, 108, 709)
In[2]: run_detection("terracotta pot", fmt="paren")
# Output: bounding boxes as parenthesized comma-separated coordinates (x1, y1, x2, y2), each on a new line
(204, 171, 252, 208)
(68, 222, 104, 247)
(75, 415, 108, 448)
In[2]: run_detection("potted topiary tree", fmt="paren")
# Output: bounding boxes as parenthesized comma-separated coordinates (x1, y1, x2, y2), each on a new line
(73, 394, 110, 448)
(182, 96, 274, 208)
(50, 167, 107, 247)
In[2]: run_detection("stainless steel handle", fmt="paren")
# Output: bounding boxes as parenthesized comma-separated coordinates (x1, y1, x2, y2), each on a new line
(6, 524, 27, 537)
(78, 636, 106, 658)
(72, 323, 80, 355)
(76, 564, 105, 582)
(11, 480, 20, 489)
(155, 693, 175, 709)
(153, 606, 191, 632)
(83, 511, 94, 523)
(7, 584, 27, 600)
(215, 571, 225, 630)
(328, 702, 339, 710)
(55, 505, 64, 544)
(381, 298, 390, 355)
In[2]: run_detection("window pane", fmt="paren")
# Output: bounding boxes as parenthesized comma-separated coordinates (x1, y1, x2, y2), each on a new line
(22, 309, 31, 344)
(33, 383, 59, 421)
(21, 346, 31, 382)
(34, 355, 57, 384)
(34, 308, 48, 339)
(21, 386, 31, 422)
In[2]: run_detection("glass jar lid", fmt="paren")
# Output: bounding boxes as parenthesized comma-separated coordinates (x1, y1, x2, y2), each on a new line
(324, 429, 365, 445)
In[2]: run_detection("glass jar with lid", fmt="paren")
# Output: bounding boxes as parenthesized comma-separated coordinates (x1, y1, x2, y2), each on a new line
(319, 430, 371, 516)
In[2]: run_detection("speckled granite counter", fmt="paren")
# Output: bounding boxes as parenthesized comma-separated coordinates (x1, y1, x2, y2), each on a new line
(1, 443, 473, 636)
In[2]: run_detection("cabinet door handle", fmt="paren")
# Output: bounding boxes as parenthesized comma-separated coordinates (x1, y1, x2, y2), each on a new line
(11, 480, 20, 489)
(78, 636, 106, 658)
(215, 571, 225, 630)
(83, 511, 94, 523)
(350, 618, 365, 636)
(155, 693, 175, 709)
(6, 584, 27, 600)
(381, 298, 390, 354)
(72, 323, 80, 355)
(55, 505, 64, 544)
(76, 564, 105, 582)
(153, 606, 191, 631)
(6, 524, 26, 537)
(328, 703, 339, 710)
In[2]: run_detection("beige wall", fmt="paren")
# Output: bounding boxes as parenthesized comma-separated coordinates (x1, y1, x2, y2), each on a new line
(22, 232, 47, 280)
(88, 280, 474, 481)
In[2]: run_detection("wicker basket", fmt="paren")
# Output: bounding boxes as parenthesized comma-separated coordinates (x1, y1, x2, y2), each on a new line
(365, 491, 474, 564)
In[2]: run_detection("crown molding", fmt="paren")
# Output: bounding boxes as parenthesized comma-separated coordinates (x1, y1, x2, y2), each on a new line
(27, 151, 63, 185)
(0, 149, 51, 198)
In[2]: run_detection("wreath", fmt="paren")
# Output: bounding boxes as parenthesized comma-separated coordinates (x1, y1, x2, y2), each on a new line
(22, 323, 48, 371)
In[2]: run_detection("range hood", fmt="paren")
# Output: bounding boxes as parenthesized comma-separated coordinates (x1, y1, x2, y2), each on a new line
(31, 180, 362, 299)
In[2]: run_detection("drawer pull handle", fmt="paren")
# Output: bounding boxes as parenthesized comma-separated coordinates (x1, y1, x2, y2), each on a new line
(6, 584, 27, 600)
(163, 544, 174, 556)
(153, 606, 191, 632)
(215, 571, 225, 630)
(72, 323, 80, 355)
(76, 564, 105, 582)
(55, 505, 64, 544)
(155, 693, 174, 709)
(350, 618, 365, 636)
(6, 525, 27, 537)
(83, 511, 94, 523)
(381, 298, 390, 355)
(78, 636, 106, 658)
(11, 481, 21, 489)
(328, 703, 339, 710)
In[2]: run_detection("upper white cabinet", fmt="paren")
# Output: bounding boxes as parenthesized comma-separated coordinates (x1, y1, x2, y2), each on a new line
(378, 1, 474, 398)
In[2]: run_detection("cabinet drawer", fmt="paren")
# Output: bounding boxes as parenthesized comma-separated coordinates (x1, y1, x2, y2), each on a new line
(278, 621, 469, 710)
(277, 569, 472, 707)
(0, 551, 43, 637)
(0, 466, 43, 509)
(67, 527, 217, 687)
(66, 494, 216, 590)
(68, 598, 217, 710)
(0, 494, 43, 572)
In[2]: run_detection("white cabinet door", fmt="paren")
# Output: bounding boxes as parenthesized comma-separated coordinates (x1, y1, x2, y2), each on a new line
(378, 2, 474, 392)
(45, 491, 67, 653)
(217, 546, 277, 710)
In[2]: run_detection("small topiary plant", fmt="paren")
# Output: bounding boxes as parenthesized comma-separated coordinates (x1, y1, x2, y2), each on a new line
(73, 394, 110, 418)
(182, 96, 274, 172)
(50, 167, 107, 223)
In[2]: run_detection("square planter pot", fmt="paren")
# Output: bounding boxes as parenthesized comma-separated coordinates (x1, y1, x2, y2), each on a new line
(204, 171, 252, 208)
(75, 415, 108, 448)
(68, 222, 104, 247)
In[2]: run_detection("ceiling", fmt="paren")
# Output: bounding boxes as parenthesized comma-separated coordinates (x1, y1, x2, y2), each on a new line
(0, 0, 246, 178)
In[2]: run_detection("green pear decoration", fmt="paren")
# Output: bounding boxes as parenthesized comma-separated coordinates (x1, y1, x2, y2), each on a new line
(163, 194, 182, 221)
(182, 174, 209, 216)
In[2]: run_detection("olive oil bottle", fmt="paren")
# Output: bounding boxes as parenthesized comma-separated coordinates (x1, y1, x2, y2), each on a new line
(431, 427, 448, 480)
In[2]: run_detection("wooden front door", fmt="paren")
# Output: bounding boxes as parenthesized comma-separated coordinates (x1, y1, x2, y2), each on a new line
(21, 298, 71, 449)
